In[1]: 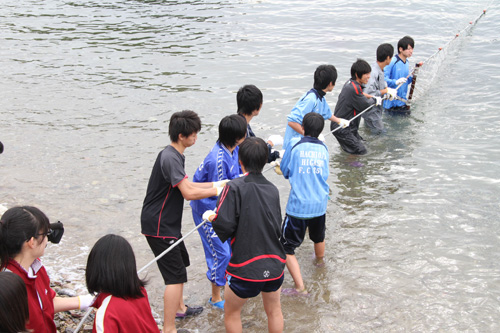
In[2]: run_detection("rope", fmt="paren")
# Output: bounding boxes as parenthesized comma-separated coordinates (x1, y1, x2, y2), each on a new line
(74, 219, 209, 332)
(408, 6, 490, 103)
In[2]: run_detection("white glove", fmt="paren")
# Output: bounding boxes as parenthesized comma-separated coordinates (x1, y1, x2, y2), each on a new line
(396, 77, 407, 85)
(274, 163, 283, 176)
(213, 179, 229, 188)
(374, 96, 382, 106)
(386, 88, 397, 100)
(267, 134, 283, 147)
(279, 150, 286, 158)
(216, 187, 224, 196)
(338, 118, 350, 128)
(318, 133, 325, 142)
(78, 294, 95, 310)
(202, 210, 216, 222)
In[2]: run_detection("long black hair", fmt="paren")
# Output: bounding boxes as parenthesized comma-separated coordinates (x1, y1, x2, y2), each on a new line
(0, 206, 50, 269)
(0, 271, 29, 333)
(86, 234, 146, 299)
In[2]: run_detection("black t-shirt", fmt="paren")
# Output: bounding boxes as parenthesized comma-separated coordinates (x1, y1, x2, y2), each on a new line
(141, 145, 186, 238)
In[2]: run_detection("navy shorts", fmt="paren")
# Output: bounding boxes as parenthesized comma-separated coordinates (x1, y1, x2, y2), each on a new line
(227, 274, 284, 299)
(146, 236, 190, 285)
(280, 214, 326, 255)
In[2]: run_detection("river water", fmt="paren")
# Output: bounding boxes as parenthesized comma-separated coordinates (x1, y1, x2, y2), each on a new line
(1, 0, 499, 332)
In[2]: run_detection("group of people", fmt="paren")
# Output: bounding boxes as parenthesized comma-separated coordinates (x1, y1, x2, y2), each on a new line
(0, 207, 157, 332)
(0, 35, 415, 333)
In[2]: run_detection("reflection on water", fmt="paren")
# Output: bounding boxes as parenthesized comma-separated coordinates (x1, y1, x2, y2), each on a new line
(1, 0, 500, 332)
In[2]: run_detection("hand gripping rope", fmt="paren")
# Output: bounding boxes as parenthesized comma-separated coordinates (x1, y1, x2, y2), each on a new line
(74, 219, 210, 332)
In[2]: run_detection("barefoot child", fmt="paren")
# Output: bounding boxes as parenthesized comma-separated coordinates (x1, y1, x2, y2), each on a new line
(280, 112, 330, 295)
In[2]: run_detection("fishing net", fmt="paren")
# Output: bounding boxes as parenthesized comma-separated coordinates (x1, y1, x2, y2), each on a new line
(407, 8, 488, 106)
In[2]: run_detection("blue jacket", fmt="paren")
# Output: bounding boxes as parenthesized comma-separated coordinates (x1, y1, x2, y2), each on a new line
(283, 89, 332, 150)
(281, 136, 329, 218)
(190, 142, 241, 214)
(384, 55, 413, 108)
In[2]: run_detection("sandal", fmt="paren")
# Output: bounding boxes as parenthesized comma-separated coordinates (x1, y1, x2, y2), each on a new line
(175, 305, 203, 319)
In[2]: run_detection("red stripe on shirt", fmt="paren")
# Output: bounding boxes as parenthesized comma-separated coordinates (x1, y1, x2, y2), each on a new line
(157, 185, 172, 236)
(228, 254, 287, 268)
(226, 270, 284, 283)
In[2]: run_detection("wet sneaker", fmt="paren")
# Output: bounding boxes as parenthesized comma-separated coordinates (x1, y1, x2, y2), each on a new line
(175, 305, 203, 319)
(208, 297, 225, 309)
(281, 288, 309, 297)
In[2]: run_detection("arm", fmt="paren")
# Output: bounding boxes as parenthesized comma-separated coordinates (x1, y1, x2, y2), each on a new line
(53, 296, 80, 313)
(384, 60, 398, 88)
(288, 121, 304, 136)
(177, 178, 218, 201)
(328, 114, 345, 125)
(280, 146, 292, 179)
(212, 186, 239, 243)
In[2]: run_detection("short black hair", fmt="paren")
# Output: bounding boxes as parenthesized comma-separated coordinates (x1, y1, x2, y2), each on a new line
(351, 59, 371, 80)
(0, 206, 50, 270)
(168, 110, 201, 143)
(237, 85, 263, 116)
(303, 112, 325, 138)
(0, 271, 29, 333)
(398, 36, 414, 52)
(313, 65, 337, 90)
(376, 43, 394, 62)
(218, 114, 247, 148)
(238, 137, 268, 173)
(86, 234, 146, 299)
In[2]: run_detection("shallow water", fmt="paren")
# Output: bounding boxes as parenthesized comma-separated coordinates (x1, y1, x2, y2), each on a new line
(1, 0, 499, 331)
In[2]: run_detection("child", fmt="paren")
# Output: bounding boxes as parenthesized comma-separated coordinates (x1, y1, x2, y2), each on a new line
(362, 43, 397, 134)
(140, 110, 226, 333)
(331, 59, 381, 155)
(280, 112, 329, 295)
(0, 271, 29, 333)
(236, 84, 282, 162)
(0, 206, 94, 333)
(190, 114, 247, 309)
(282, 64, 349, 151)
(86, 234, 159, 332)
(384, 36, 415, 115)
(205, 137, 286, 333)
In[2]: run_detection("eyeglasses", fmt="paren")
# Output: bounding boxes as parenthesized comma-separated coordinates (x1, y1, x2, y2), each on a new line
(37, 229, 53, 238)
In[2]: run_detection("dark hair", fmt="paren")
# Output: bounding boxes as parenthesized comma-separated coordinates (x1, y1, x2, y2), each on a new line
(86, 234, 146, 299)
(0, 271, 29, 333)
(0, 206, 50, 270)
(313, 65, 337, 91)
(376, 43, 394, 62)
(303, 112, 325, 138)
(237, 85, 263, 116)
(350, 59, 371, 80)
(238, 137, 268, 173)
(218, 114, 247, 148)
(168, 110, 202, 143)
(398, 35, 414, 52)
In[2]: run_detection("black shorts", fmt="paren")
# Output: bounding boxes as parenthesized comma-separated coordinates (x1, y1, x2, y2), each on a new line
(331, 127, 367, 155)
(280, 214, 326, 255)
(146, 236, 190, 285)
(227, 274, 284, 299)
